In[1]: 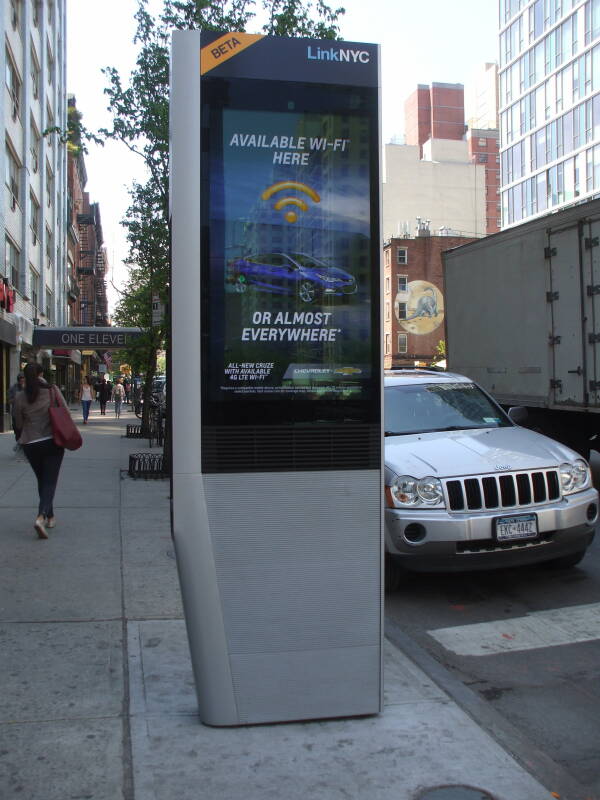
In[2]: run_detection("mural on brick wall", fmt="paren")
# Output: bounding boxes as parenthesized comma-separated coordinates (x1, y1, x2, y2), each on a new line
(395, 280, 444, 335)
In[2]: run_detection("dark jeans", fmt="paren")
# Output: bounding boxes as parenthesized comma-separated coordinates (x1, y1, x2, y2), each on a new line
(81, 400, 91, 421)
(23, 439, 65, 518)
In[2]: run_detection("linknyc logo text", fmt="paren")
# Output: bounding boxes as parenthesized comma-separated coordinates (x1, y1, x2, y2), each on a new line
(307, 46, 370, 64)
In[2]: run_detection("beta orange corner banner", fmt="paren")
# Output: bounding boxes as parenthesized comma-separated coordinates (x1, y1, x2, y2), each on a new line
(200, 33, 264, 75)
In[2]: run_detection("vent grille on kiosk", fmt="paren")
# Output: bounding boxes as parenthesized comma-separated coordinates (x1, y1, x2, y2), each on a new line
(202, 424, 381, 473)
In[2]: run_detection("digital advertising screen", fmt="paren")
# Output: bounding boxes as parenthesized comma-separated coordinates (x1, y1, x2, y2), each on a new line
(201, 75, 380, 427)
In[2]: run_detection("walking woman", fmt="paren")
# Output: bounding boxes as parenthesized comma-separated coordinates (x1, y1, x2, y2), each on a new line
(13, 363, 70, 539)
(79, 376, 94, 424)
(112, 378, 125, 418)
(96, 377, 111, 415)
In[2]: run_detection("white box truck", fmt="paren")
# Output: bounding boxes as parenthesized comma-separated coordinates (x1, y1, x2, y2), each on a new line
(443, 198, 600, 459)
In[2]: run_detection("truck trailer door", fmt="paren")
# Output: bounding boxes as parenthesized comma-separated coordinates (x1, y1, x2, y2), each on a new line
(547, 224, 587, 407)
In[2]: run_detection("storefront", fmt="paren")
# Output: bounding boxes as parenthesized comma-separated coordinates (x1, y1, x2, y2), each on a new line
(51, 349, 82, 404)
(0, 316, 17, 433)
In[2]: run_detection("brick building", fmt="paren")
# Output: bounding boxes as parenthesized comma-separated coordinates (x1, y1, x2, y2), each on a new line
(393, 82, 499, 237)
(467, 128, 500, 234)
(404, 83, 467, 154)
(383, 225, 477, 369)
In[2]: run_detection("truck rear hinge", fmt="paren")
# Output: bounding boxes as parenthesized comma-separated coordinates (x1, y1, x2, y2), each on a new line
(585, 236, 600, 249)
(587, 285, 600, 296)
(548, 335, 561, 345)
(589, 333, 600, 343)
(589, 381, 600, 391)
(550, 379, 563, 390)
(546, 291, 559, 302)
(544, 247, 557, 259)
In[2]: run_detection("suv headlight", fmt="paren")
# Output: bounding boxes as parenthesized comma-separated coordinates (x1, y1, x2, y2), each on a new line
(560, 459, 591, 495)
(386, 475, 445, 508)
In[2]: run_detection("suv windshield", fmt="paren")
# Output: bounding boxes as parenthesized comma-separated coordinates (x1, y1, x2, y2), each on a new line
(385, 382, 511, 435)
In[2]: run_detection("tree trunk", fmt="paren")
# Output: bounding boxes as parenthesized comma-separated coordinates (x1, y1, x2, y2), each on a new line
(141, 340, 158, 430)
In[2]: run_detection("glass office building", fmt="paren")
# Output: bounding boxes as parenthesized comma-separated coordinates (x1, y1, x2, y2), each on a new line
(499, 0, 600, 226)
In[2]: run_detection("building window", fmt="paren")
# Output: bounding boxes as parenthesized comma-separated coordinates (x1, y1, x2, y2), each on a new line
(385, 276, 390, 293)
(397, 274, 408, 292)
(30, 119, 40, 173)
(10, 0, 21, 30)
(46, 104, 55, 153)
(30, 268, 39, 310)
(398, 333, 408, 354)
(45, 288, 53, 322)
(386, 301, 390, 320)
(384, 249, 390, 266)
(478, 138, 487, 147)
(396, 302, 407, 320)
(30, 193, 40, 245)
(31, 47, 40, 100)
(385, 333, 390, 354)
(46, 228, 53, 271)
(397, 248, 408, 265)
(5, 50, 21, 121)
(5, 142, 20, 208)
(478, 153, 488, 163)
(46, 41, 54, 87)
(5, 237, 20, 289)
(46, 163, 54, 208)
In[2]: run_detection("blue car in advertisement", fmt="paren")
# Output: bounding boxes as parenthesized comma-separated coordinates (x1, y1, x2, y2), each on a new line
(227, 252, 358, 304)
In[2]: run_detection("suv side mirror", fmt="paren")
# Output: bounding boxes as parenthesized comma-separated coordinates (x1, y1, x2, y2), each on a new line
(508, 406, 529, 425)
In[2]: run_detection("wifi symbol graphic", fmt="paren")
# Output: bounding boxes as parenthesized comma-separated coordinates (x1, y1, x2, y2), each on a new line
(261, 181, 321, 223)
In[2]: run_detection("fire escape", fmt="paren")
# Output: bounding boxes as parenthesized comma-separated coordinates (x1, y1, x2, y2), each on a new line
(76, 203, 109, 326)
(77, 211, 95, 326)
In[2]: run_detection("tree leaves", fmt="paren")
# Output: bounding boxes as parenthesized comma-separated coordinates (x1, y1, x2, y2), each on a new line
(102, 0, 345, 410)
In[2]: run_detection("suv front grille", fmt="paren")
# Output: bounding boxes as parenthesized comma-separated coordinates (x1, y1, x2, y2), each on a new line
(445, 469, 561, 512)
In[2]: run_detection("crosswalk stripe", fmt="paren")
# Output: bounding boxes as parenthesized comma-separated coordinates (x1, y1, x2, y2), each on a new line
(428, 602, 600, 656)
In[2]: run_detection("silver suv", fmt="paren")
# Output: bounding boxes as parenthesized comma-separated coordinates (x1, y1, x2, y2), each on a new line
(384, 370, 598, 588)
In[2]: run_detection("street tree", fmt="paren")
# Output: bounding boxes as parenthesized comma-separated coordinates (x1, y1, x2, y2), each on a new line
(101, 0, 344, 426)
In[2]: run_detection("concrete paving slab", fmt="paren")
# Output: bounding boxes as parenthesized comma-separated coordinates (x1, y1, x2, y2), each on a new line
(0, 718, 124, 800)
(124, 565, 184, 619)
(121, 476, 171, 509)
(128, 631, 551, 800)
(0, 563, 123, 621)
(122, 508, 172, 565)
(129, 620, 196, 715)
(0, 621, 123, 722)
(2, 507, 121, 563)
(0, 458, 28, 496)
(0, 459, 120, 508)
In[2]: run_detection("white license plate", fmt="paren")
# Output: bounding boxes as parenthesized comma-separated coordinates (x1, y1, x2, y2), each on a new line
(495, 513, 538, 541)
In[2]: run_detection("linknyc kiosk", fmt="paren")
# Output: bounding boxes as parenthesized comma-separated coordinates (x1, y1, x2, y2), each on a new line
(170, 31, 383, 726)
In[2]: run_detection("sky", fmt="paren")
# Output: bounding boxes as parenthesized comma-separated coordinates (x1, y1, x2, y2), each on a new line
(66, 0, 499, 312)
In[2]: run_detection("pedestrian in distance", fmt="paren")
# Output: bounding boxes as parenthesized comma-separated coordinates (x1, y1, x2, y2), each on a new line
(96, 376, 111, 415)
(8, 371, 25, 453)
(13, 363, 72, 539)
(112, 378, 125, 418)
(123, 377, 131, 405)
(79, 375, 95, 424)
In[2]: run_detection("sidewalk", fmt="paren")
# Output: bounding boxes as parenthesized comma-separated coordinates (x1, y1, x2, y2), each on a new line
(0, 403, 557, 800)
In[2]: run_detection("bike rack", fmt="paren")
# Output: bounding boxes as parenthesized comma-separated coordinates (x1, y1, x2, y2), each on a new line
(128, 452, 167, 479)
